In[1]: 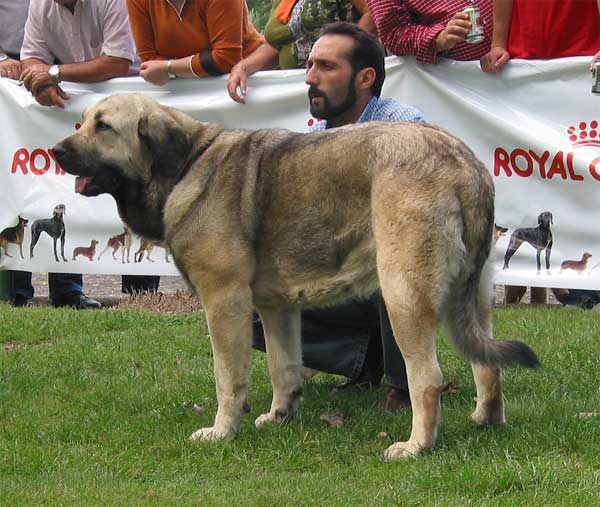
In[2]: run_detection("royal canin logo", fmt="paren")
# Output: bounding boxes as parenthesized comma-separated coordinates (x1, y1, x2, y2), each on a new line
(494, 120, 600, 182)
(568, 121, 600, 148)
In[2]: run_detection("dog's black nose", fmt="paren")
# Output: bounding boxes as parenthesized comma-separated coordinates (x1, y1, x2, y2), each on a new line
(51, 144, 66, 160)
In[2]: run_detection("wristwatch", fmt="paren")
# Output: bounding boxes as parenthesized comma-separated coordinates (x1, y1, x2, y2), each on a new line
(0, 53, 8, 62)
(48, 64, 61, 83)
(167, 59, 177, 79)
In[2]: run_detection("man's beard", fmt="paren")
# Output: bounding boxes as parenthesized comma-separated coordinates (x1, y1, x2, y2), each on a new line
(308, 77, 357, 121)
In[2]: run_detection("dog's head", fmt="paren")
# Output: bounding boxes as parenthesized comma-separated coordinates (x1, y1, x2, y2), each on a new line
(53, 204, 66, 218)
(583, 252, 593, 261)
(91, 240, 99, 247)
(52, 94, 198, 199)
(18, 216, 28, 228)
(537, 211, 553, 227)
(494, 224, 508, 242)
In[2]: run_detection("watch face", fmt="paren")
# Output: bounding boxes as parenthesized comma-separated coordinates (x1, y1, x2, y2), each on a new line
(0, 54, 8, 62)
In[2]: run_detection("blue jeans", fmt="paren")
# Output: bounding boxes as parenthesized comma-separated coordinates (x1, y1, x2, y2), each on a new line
(11, 270, 82, 303)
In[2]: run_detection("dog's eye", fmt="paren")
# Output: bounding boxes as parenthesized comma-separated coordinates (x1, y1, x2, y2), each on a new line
(96, 120, 113, 132)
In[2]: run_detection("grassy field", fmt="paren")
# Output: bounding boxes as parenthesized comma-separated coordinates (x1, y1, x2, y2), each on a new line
(1, 304, 599, 506)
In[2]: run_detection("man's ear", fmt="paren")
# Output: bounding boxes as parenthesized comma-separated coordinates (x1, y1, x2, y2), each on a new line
(138, 109, 191, 180)
(356, 67, 376, 92)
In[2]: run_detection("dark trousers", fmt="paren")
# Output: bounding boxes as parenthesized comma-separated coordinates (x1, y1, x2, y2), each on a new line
(253, 292, 408, 390)
(11, 270, 82, 302)
(10, 271, 160, 301)
(121, 275, 160, 294)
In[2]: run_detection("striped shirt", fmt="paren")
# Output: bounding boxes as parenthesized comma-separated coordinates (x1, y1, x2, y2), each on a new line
(366, 0, 492, 63)
(311, 96, 424, 131)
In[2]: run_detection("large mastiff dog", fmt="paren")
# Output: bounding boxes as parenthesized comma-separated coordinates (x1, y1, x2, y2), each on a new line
(53, 95, 539, 460)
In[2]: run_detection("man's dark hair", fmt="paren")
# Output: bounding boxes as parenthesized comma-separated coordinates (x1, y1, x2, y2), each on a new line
(319, 21, 386, 97)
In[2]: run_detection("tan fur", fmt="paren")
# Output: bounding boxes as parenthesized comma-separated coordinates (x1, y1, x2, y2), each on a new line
(560, 252, 592, 274)
(0, 216, 28, 259)
(53, 95, 539, 460)
(72, 239, 99, 261)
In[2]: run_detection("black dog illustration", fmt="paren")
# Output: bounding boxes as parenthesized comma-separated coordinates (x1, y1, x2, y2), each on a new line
(503, 211, 553, 273)
(0, 216, 29, 259)
(30, 204, 68, 262)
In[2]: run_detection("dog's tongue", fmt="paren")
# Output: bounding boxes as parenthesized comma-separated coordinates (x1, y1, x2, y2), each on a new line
(75, 176, 92, 194)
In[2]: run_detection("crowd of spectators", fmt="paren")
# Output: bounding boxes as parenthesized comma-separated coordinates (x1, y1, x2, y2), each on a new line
(1, 0, 600, 397)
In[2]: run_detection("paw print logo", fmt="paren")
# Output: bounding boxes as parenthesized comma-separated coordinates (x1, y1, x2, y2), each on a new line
(568, 121, 600, 147)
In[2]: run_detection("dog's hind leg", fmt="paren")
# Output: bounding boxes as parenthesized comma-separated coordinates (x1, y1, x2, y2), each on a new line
(30, 225, 41, 258)
(469, 263, 505, 426)
(374, 217, 446, 460)
(503, 237, 522, 269)
(189, 278, 254, 442)
(254, 307, 303, 427)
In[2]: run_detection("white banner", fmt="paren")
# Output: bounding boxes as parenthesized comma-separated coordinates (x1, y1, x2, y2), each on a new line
(1, 56, 599, 289)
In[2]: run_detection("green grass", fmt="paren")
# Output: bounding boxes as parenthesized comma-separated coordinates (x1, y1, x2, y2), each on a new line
(1, 305, 599, 506)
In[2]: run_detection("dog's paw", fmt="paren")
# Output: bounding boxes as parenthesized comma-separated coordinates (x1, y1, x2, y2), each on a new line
(255, 411, 284, 427)
(471, 407, 506, 426)
(383, 441, 422, 461)
(189, 426, 234, 442)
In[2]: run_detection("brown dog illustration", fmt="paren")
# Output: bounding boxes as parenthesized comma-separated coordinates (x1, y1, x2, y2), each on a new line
(560, 252, 592, 274)
(0, 216, 28, 259)
(134, 238, 170, 263)
(97, 227, 132, 263)
(494, 224, 508, 244)
(72, 239, 99, 261)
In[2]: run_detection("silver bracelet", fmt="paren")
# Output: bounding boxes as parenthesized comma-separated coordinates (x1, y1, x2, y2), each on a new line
(167, 59, 177, 79)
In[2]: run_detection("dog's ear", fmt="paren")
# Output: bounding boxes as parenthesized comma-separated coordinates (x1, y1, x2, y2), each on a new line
(138, 109, 191, 180)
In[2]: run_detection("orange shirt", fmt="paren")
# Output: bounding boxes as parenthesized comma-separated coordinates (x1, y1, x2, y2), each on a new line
(126, 0, 264, 77)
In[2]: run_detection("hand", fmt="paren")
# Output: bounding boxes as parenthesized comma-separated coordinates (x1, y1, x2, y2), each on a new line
(590, 51, 600, 72)
(34, 84, 70, 108)
(480, 46, 511, 73)
(140, 60, 170, 86)
(0, 57, 21, 80)
(435, 12, 471, 53)
(227, 64, 248, 104)
(19, 63, 52, 91)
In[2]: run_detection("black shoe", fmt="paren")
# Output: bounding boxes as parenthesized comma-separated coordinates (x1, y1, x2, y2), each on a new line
(12, 294, 33, 307)
(53, 293, 102, 310)
(334, 364, 383, 391)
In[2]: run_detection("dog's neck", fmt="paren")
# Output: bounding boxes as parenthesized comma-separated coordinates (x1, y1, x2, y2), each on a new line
(113, 181, 167, 242)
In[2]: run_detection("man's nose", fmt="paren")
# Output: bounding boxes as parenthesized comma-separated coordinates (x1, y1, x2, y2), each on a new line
(305, 66, 318, 86)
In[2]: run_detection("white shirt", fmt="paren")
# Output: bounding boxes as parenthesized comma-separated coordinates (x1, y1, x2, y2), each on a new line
(20, 0, 135, 65)
(0, 0, 30, 55)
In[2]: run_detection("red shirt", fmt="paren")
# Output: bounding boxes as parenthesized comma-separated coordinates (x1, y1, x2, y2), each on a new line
(509, 0, 600, 59)
(366, 0, 492, 63)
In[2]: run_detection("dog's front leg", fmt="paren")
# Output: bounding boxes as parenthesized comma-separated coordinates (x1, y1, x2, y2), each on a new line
(254, 307, 303, 427)
(60, 231, 68, 262)
(535, 249, 542, 274)
(545, 243, 552, 273)
(189, 283, 253, 442)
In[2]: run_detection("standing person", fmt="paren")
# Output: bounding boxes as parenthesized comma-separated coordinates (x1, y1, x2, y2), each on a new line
(480, 0, 600, 73)
(227, 0, 375, 103)
(253, 22, 425, 410)
(1, 0, 104, 308)
(16, 0, 157, 306)
(126, 0, 264, 86)
(480, 0, 600, 305)
(365, 0, 492, 63)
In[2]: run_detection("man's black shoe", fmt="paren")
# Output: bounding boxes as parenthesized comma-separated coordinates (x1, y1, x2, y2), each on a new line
(52, 293, 102, 310)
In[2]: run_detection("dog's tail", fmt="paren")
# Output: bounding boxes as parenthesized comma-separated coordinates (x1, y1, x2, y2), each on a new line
(444, 262, 540, 369)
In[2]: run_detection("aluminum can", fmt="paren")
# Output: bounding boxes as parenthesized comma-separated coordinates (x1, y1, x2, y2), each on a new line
(592, 62, 600, 94)
(464, 6, 485, 44)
